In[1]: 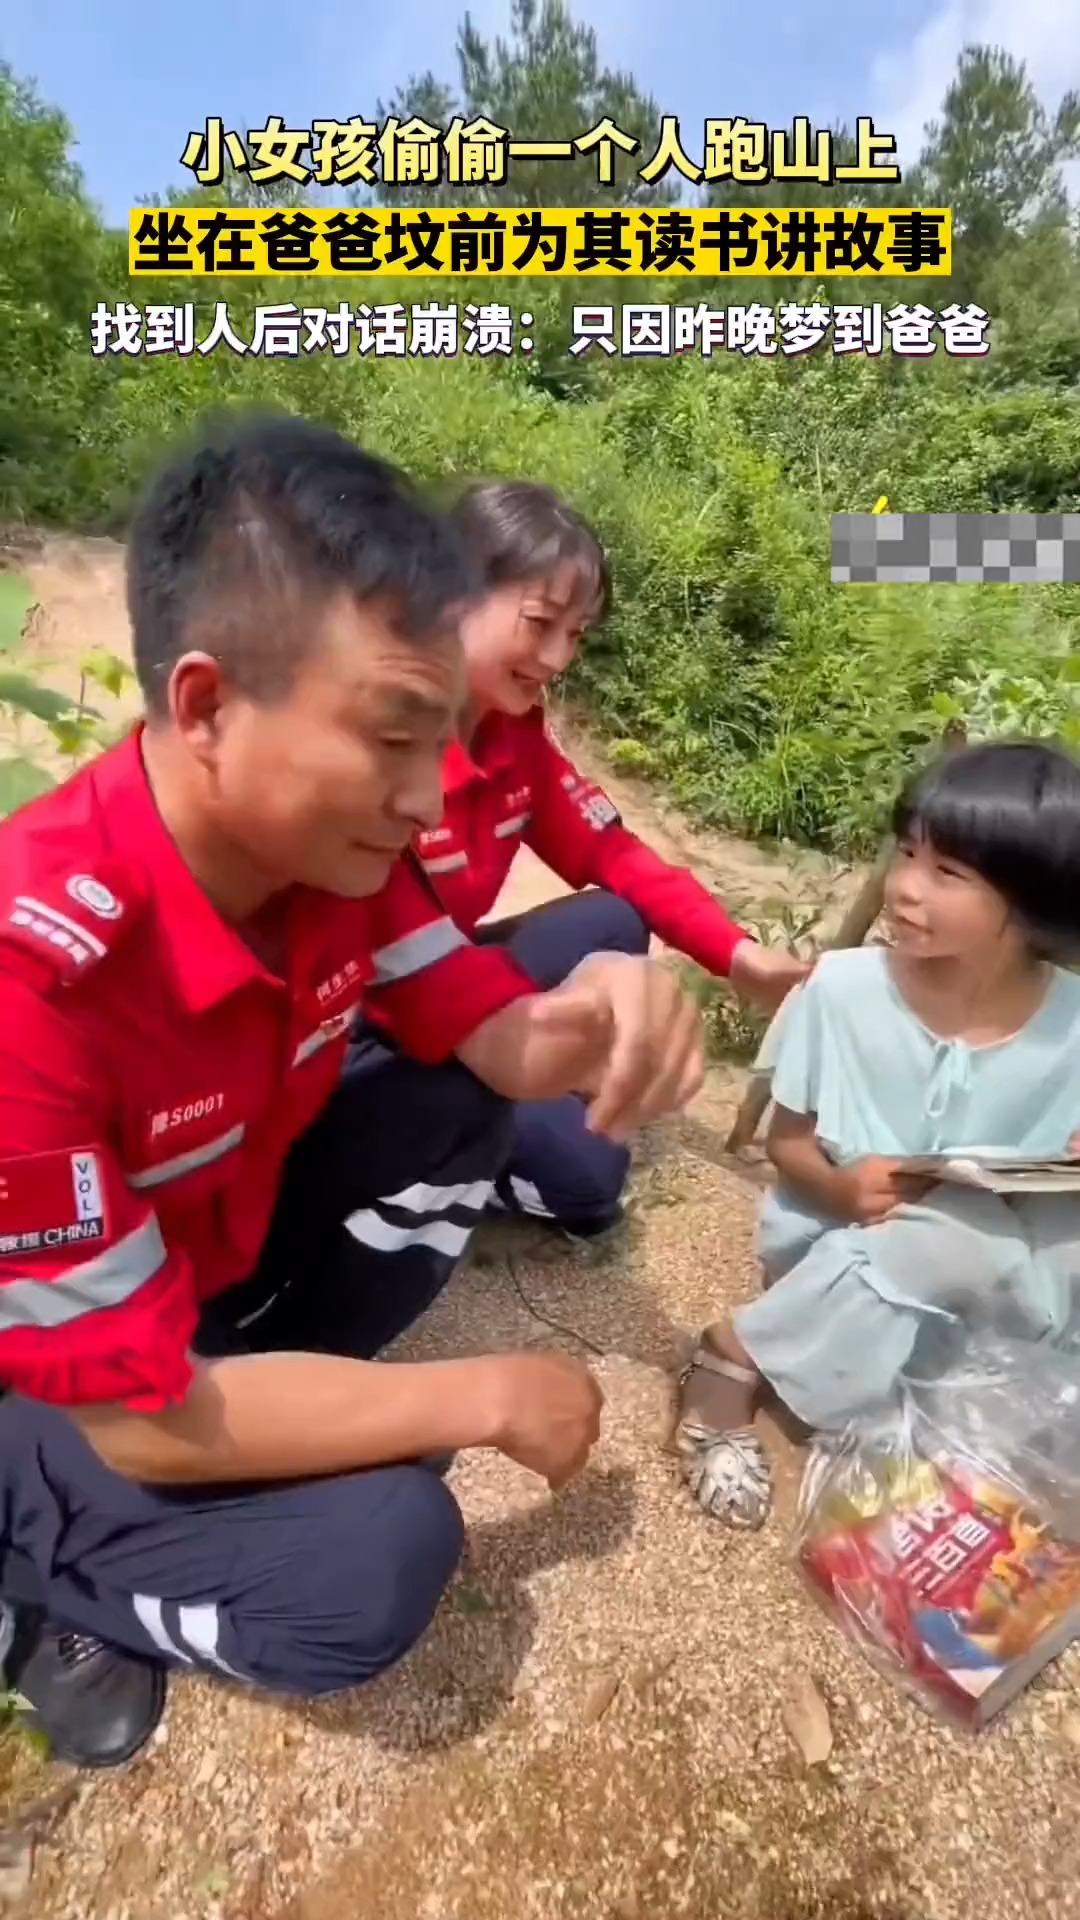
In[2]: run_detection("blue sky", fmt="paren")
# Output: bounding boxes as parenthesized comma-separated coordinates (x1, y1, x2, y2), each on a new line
(3, 0, 1078, 223)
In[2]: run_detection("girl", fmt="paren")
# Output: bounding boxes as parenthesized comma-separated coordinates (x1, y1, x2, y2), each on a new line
(675, 737, 1080, 1529)
(420, 478, 808, 1240)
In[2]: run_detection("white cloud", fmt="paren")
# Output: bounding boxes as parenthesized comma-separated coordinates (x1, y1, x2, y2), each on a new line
(869, 0, 1080, 195)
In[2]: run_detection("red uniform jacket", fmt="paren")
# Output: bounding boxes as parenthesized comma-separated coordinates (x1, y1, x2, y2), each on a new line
(414, 706, 747, 975)
(0, 730, 534, 1411)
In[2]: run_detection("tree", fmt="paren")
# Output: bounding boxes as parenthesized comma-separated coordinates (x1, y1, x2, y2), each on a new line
(0, 64, 107, 518)
(909, 46, 1080, 295)
(899, 45, 1080, 379)
(375, 0, 665, 207)
(147, 175, 313, 211)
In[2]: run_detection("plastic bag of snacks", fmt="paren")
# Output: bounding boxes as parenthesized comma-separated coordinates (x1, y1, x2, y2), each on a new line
(793, 1335, 1080, 1727)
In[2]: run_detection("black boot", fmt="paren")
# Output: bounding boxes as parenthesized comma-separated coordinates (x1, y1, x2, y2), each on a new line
(4, 1608, 166, 1769)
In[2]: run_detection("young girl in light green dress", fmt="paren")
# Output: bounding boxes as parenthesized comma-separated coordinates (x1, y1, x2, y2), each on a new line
(675, 739, 1080, 1529)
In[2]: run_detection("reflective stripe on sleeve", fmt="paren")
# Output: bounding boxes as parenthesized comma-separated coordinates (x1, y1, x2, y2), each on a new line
(292, 1027, 333, 1066)
(125, 1124, 246, 1190)
(0, 1216, 167, 1332)
(370, 917, 468, 983)
(292, 1002, 361, 1066)
(493, 812, 530, 838)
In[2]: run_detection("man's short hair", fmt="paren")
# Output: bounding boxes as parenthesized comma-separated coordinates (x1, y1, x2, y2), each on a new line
(127, 411, 475, 714)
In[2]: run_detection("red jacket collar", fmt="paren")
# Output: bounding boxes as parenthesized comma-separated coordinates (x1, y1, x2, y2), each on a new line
(89, 727, 285, 1012)
(443, 705, 544, 793)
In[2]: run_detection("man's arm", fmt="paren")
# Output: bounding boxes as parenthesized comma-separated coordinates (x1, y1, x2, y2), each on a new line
(74, 1351, 505, 1481)
(361, 856, 541, 1072)
(0, 1028, 195, 1420)
(456, 949, 705, 1140)
(0, 980, 603, 1490)
(362, 854, 705, 1127)
(71, 1345, 601, 1490)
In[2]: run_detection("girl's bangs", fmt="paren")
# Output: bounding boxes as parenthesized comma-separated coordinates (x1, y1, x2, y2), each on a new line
(893, 788, 985, 869)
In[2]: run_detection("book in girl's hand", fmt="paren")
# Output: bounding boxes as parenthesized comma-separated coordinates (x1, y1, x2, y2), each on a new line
(894, 1150, 1080, 1194)
(799, 1455, 1080, 1727)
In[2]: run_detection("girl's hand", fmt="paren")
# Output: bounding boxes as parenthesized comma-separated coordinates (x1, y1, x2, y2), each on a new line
(729, 941, 812, 1013)
(833, 1155, 934, 1226)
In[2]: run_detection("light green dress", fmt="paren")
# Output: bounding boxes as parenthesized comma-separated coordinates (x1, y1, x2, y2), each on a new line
(738, 947, 1080, 1429)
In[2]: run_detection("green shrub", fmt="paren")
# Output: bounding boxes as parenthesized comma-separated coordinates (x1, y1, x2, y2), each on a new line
(0, 569, 133, 817)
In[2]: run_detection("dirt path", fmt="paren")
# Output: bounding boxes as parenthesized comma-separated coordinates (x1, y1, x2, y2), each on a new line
(4, 538, 1080, 1920)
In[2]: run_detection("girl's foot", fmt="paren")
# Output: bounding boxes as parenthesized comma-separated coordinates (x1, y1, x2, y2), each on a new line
(676, 1336, 773, 1529)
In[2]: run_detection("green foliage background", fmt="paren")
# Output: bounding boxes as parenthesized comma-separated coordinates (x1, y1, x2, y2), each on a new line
(1, 5, 1079, 850)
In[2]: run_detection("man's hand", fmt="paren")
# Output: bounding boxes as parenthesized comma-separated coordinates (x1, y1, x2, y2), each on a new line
(528, 952, 705, 1142)
(833, 1155, 933, 1226)
(76, 1347, 605, 1491)
(729, 940, 812, 1013)
(483, 1350, 604, 1489)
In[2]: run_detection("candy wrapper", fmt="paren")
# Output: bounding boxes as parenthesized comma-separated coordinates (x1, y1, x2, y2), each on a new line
(793, 1336, 1080, 1728)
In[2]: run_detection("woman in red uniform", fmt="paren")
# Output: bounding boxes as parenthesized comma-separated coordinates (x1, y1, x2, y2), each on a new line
(415, 479, 809, 1238)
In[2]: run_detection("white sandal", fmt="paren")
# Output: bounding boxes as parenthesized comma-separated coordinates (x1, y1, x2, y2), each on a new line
(676, 1347, 773, 1529)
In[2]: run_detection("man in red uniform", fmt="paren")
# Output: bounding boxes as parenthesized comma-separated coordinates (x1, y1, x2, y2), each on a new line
(0, 417, 704, 1769)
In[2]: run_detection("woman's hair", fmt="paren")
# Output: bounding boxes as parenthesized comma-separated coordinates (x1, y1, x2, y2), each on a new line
(449, 479, 611, 621)
(892, 738, 1080, 960)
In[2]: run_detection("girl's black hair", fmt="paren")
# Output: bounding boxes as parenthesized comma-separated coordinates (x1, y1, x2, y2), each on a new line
(449, 479, 612, 621)
(892, 738, 1080, 961)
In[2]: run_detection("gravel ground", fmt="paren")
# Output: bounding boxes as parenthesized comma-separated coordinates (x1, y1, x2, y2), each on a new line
(8, 1104, 1080, 1920)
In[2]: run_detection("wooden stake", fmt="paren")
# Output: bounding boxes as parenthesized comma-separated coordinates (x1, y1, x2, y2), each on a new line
(723, 1072, 773, 1154)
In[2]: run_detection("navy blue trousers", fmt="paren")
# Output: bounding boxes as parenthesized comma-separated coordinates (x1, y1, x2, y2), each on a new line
(0, 1053, 513, 1698)
(479, 889, 650, 1232)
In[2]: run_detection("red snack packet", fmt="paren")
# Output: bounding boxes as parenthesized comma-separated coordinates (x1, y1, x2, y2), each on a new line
(799, 1451, 1080, 1727)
